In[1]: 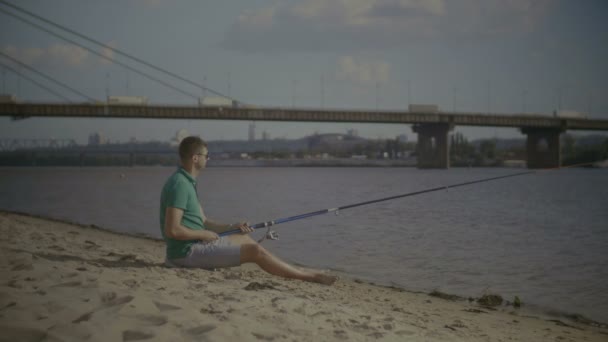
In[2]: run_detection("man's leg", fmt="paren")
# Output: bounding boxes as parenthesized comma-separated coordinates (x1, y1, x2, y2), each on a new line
(225, 234, 336, 285)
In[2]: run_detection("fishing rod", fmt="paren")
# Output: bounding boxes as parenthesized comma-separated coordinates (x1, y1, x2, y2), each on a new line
(218, 162, 598, 238)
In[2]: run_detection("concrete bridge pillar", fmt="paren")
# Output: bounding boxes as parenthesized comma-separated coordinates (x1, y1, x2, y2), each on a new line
(129, 152, 136, 167)
(521, 127, 562, 169)
(412, 123, 453, 169)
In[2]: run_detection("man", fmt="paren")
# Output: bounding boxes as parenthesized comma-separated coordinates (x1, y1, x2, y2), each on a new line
(160, 136, 336, 285)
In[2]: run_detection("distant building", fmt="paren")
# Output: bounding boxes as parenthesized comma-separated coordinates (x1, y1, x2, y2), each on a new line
(170, 129, 189, 147)
(262, 130, 270, 141)
(208, 138, 308, 155)
(397, 134, 408, 143)
(88, 132, 108, 146)
(249, 123, 256, 141)
(308, 133, 367, 153)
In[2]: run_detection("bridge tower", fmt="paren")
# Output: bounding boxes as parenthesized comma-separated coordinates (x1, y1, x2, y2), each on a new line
(521, 127, 563, 169)
(412, 123, 453, 169)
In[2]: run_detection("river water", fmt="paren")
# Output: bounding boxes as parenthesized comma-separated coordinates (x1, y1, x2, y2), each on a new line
(1, 166, 606, 322)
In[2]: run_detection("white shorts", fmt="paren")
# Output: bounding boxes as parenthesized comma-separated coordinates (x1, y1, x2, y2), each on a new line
(166, 237, 241, 269)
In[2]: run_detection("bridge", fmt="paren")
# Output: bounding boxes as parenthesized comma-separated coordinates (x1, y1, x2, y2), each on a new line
(2, 103, 608, 168)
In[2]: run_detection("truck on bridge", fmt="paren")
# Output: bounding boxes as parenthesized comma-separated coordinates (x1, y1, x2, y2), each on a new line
(553, 110, 587, 119)
(408, 104, 439, 113)
(198, 96, 237, 108)
(0, 94, 17, 103)
(107, 96, 148, 105)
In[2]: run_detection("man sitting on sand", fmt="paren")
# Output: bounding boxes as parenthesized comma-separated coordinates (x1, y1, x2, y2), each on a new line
(160, 136, 336, 285)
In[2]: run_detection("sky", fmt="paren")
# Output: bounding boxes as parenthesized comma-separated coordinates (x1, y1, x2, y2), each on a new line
(1, 0, 607, 144)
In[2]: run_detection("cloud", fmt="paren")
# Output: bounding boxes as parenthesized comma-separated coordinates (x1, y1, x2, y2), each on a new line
(0, 43, 118, 68)
(1, 45, 46, 65)
(336, 56, 390, 86)
(21, 47, 46, 64)
(222, 0, 554, 52)
(237, 7, 276, 30)
(367, 0, 446, 18)
(99, 42, 117, 65)
(48, 44, 89, 66)
(130, 0, 164, 7)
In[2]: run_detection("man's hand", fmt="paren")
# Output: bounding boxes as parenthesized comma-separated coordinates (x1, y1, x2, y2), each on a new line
(232, 222, 254, 234)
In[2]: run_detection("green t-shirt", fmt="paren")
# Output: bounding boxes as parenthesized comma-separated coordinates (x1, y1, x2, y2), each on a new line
(160, 167, 206, 259)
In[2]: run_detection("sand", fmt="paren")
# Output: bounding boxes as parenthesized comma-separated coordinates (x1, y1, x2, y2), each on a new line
(1, 211, 606, 342)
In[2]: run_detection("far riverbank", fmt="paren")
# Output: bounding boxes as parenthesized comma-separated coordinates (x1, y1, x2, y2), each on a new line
(207, 158, 417, 167)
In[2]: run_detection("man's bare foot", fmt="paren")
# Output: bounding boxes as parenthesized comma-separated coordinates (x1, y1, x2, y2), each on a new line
(311, 272, 338, 285)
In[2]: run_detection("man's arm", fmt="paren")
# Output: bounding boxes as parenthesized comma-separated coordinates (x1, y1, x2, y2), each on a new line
(164, 207, 218, 242)
(201, 205, 253, 234)
(203, 219, 231, 233)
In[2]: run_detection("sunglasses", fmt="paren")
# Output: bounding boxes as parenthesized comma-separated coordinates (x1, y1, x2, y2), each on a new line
(195, 153, 210, 160)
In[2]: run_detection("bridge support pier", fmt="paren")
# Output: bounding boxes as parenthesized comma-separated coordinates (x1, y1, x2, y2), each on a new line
(412, 123, 453, 169)
(129, 153, 136, 167)
(521, 127, 562, 169)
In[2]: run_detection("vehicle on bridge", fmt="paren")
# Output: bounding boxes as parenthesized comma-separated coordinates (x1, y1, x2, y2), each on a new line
(408, 104, 439, 113)
(554, 110, 587, 119)
(0, 94, 17, 104)
(198, 96, 237, 108)
(107, 96, 148, 105)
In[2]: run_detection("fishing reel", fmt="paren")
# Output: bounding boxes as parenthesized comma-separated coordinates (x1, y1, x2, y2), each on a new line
(257, 227, 279, 243)
(267, 230, 279, 240)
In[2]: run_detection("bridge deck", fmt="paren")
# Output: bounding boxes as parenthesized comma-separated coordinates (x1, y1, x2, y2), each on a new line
(1, 103, 607, 130)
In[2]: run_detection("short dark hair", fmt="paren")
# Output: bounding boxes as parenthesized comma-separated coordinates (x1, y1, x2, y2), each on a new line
(179, 136, 207, 161)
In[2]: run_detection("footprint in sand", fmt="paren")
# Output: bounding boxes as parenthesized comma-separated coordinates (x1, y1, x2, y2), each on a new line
(29, 232, 43, 240)
(153, 301, 182, 312)
(43, 301, 65, 314)
(11, 263, 34, 271)
(107, 252, 138, 262)
(48, 245, 65, 252)
(7, 279, 22, 289)
(333, 329, 349, 340)
(72, 311, 94, 323)
(244, 282, 276, 291)
(1, 301, 17, 310)
(100, 292, 134, 307)
(122, 330, 155, 341)
(51, 281, 82, 288)
(0, 325, 47, 342)
(395, 329, 416, 336)
(135, 314, 168, 326)
(84, 240, 100, 248)
(251, 332, 278, 341)
(123, 279, 138, 288)
(186, 324, 216, 336)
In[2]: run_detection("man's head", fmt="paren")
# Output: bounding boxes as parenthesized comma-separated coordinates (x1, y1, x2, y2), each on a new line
(179, 136, 208, 170)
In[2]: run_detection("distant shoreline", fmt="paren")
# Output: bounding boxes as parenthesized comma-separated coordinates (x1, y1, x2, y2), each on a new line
(207, 158, 418, 167)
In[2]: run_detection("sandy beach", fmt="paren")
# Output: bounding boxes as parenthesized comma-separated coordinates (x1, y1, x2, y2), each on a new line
(1, 211, 606, 342)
